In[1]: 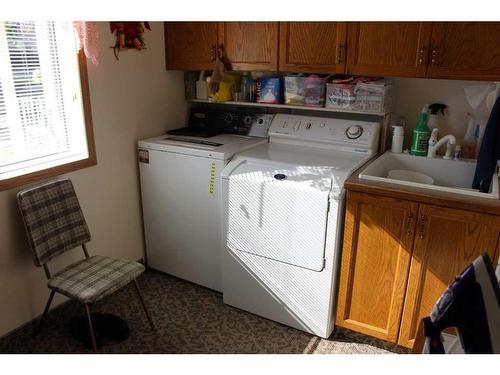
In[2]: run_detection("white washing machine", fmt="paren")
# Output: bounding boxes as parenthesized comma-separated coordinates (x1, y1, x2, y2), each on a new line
(138, 110, 273, 292)
(221, 113, 380, 338)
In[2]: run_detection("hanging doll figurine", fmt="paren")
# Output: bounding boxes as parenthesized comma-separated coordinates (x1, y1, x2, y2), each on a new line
(110, 22, 151, 60)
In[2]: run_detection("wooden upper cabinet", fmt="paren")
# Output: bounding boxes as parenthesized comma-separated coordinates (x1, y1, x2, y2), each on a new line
(165, 22, 218, 70)
(427, 22, 500, 80)
(398, 204, 500, 348)
(346, 22, 432, 77)
(164, 22, 500, 81)
(279, 22, 347, 73)
(218, 22, 278, 71)
(336, 192, 417, 343)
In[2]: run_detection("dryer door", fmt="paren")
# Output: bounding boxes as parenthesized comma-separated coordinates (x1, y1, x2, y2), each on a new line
(226, 161, 332, 271)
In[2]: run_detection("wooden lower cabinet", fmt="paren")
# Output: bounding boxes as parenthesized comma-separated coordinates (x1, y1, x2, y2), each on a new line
(336, 191, 417, 342)
(397, 204, 500, 348)
(337, 191, 500, 349)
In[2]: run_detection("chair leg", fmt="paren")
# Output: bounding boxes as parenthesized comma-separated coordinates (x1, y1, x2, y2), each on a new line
(84, 304, 98, 352)
(133, 279, 155, 331)
(34, 290, 55, 337)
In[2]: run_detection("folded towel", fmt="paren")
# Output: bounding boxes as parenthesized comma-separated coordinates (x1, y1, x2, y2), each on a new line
(472, 96, 500, 192)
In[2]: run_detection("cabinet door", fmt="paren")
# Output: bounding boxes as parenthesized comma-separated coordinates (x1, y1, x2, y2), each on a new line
(165, 22, 218, 70)
(427, 22, 500, 80)
(336, 191, 418, 343)
(398, 204, 500, 348)
(279, 22, 347, 73)
(346, 22, 432, 77)
(218, 22, 278, 71)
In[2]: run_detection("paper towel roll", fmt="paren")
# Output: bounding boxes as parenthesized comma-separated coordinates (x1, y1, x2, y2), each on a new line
(486, 83, 500, 112)
(464, 84, 492, 110)
(464, 83, 500, 112)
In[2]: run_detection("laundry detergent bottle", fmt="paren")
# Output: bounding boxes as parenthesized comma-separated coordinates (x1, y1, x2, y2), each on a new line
(410, 105, 430, 156)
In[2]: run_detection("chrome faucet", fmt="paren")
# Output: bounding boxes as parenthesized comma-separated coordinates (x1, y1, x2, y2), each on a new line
(427, 128, 456, 159)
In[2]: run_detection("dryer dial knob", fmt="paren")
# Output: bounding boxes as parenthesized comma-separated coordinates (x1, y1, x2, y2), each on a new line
(225, 113, 234, 123)
(346, 125, 363, 139)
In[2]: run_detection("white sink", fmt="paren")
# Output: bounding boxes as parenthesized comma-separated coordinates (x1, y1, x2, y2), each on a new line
(359, 152, 499, 199)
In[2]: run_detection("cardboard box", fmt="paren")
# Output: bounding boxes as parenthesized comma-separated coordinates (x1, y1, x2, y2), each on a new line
(256, 77, 282, 104)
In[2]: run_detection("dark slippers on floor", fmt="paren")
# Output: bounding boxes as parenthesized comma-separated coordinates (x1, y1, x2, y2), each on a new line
(69, 313, 130, 350)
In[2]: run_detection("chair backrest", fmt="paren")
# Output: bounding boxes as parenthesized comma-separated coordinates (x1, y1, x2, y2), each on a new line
(17, 178, 91, 266)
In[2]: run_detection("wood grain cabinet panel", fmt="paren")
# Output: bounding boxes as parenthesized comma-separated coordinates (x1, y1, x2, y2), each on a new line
(165, 22, 218, 70)
(218, 22, 278, 71)
(346, 22, 432, 77)
(279, 22, 347, 73)
(336, 192, 417, 342)
(338, 190, 500, 350)
(398, 204, 500, 348)
(427, 22, 500, 80)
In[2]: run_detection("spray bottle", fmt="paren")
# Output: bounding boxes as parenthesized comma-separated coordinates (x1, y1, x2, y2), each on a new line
(410, 105, 430, 156)
(427, 103, 447, 130)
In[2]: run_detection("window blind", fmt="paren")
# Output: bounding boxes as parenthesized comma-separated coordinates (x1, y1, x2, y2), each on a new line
(0, 21, 88, 180)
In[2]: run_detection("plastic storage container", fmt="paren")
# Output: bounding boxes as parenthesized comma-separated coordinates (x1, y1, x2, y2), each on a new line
(325, 80, 356, 109)
(326, 77, 392, 113)
(284, 74, 328, 107)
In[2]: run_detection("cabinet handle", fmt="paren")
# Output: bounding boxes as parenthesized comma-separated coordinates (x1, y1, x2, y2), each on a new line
(418, 47, 427, 66)
(406, 213, 414, 235)
(210, 44, 216, 62)
(336, 44, 344, 65)
(217, 43, 224, 59)
(431, 48, 439, 66)
(418, 215, 426, 239)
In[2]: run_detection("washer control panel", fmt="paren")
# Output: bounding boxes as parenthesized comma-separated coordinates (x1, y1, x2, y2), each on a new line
(220, 111, 273, 138)
(269, 114, 380, 152)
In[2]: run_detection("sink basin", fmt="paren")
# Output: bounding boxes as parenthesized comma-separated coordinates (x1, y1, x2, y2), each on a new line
(388, 169, 434, 185)
(359, 152, 499, 199)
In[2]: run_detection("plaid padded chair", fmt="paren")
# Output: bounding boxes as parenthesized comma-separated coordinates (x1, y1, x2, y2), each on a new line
(17, 178, 155, 351)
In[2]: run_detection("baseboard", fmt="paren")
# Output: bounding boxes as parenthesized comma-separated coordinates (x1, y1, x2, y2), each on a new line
(0, 297, 72, 342)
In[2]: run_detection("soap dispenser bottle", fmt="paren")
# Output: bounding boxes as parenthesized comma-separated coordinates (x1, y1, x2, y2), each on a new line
(410, 105, 430, 156)
(391, 116, 406, 154)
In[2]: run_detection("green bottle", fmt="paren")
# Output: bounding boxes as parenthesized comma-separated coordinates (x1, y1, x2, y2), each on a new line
(410, 105, 430, 156)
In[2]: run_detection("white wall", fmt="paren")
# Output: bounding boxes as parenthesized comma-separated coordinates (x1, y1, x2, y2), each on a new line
(391, 77, 496, 148)
(0, 22, 186, 337)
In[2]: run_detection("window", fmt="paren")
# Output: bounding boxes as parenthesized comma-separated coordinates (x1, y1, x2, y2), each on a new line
(0, 21, 95, 190)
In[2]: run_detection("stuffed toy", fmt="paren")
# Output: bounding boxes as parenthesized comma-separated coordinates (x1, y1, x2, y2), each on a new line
(110, 22, 151, 60)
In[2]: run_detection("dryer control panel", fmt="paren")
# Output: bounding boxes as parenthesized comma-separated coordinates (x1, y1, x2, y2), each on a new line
(269, 114, 380, 153)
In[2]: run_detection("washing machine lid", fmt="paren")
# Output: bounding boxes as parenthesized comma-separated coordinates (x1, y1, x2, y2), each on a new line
(226, 159, 332, 271)
(138, 134, 267, 160)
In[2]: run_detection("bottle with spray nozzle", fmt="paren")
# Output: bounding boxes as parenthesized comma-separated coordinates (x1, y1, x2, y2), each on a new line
(410, 105, 430, 156)
(427, 103, 447, 131)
